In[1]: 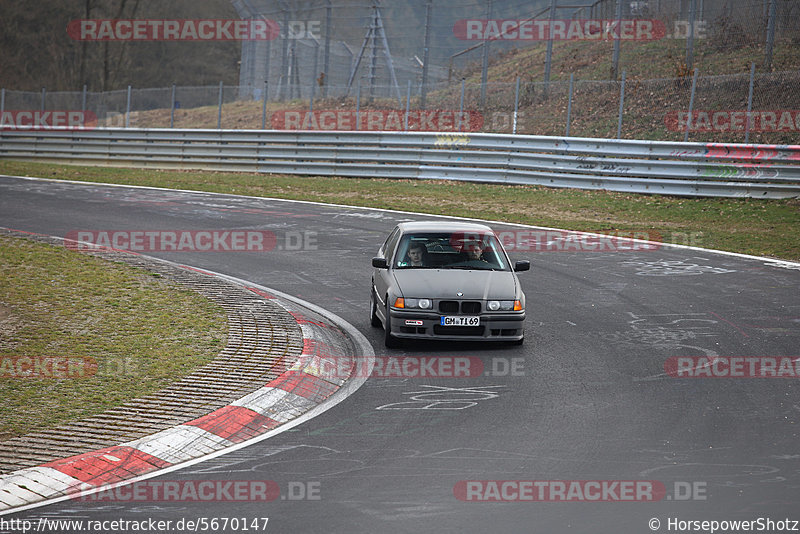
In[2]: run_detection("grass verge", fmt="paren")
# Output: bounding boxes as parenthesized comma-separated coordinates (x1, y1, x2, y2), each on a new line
(0, 234, 227, 440)
(1, 160, 798, 261)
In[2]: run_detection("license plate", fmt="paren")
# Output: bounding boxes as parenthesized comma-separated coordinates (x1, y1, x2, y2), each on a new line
(440, 316, 480, 326)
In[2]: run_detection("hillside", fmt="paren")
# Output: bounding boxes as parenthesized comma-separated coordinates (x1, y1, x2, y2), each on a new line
(123, 35, 800, 144)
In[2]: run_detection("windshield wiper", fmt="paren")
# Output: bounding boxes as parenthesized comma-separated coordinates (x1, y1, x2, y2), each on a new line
(443, 265, 504, 271)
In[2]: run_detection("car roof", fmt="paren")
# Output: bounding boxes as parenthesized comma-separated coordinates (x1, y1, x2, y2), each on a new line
(395, 221, 494, 234)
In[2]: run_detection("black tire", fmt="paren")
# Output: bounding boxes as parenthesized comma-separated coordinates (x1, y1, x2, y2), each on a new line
(384, 302, 401, 348)
(370, 288, 382, 328)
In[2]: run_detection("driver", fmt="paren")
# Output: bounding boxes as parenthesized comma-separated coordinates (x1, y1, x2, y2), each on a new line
(406, 241, 428, 266)
(463, 240, 489, 263)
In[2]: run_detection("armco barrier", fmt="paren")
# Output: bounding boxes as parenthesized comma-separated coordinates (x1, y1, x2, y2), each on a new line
(1, 128, 799, 198)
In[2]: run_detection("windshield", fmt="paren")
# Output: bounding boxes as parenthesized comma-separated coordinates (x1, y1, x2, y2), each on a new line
(393, 231, 510, 271)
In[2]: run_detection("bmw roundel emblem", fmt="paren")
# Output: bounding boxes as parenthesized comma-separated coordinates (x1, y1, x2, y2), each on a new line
(457, 291, 463, 296)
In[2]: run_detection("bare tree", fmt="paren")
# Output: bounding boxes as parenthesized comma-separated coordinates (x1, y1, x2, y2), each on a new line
(102, 0, 140, 91)
(79, 0, 94, 87)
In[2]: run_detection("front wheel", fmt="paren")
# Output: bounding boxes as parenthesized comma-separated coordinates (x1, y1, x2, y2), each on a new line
(370, 288, 382, 328)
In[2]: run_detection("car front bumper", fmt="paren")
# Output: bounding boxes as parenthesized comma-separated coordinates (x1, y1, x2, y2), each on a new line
(388, 309, 525, 342)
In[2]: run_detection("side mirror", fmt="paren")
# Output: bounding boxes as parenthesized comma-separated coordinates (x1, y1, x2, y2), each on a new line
(514, 260, 530, 272)
(372, 257, 388, 269)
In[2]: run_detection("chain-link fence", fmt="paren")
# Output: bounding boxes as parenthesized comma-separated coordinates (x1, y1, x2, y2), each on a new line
(4, 0, 799, 144)
(3, 65, 798, 144)
(447, 0, 799, 78)
(233, 0, 799, 93)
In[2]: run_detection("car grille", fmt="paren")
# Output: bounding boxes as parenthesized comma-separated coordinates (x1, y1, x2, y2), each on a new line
(439, 300, 459, 313)
(491, 328, 521, 337)
(400, 326, 427, 334)
(438, 300, 482, 314)
(461, 301, 481, 314)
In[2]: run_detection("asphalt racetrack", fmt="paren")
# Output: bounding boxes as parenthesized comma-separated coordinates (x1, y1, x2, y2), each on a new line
(1, 175, 799, 533)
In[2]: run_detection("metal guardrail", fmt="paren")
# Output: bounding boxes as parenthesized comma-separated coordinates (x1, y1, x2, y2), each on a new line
(1, 128, 799, 198)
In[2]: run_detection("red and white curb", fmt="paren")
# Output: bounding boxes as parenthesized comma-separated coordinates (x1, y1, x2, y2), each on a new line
(0, 262, 373, 515)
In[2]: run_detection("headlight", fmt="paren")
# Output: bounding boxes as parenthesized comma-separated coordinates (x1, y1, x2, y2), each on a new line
(487, 300, 501, 311)
(404, 298, 432, 309)
(497, 300, 517, 311)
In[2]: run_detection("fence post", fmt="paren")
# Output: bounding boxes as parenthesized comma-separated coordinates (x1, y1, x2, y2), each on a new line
(323, 0, 332, 98)
(40, 87, 46, 113)
(404, 80, 411, 131)
(217, 81, 223, 129)
(684, 68, 699, 142)
(459, 78, 466, 132)
(544, 0, 557, 92)
(513, 76, 520, 134)
(686, 0, 696, 72)
(611, 0, 622, 79)
(125, 85, 131, 128)
(312, 39, 319, 109)
(262, 80, 269, 130)
(480, 0, 493, 108)
(745, 62, 756, 144)
(279, 6, 290, 101)
(616, 70, 626, 139)
(170, 84, 176, 129)
(310, 69, 316, 114)
(356, 79, 361, 130)
(566, 73, 574, 137)
(0, 88, 5, 127)
(765, 0, 776, 70)
(420, 0, 433, 108)
(82, 84, 87, 114)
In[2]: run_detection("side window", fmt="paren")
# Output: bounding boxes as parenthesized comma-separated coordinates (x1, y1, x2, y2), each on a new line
(384, 229, 402, 264)
(380, 227, 400, 258)
(394, 236, 413, 267)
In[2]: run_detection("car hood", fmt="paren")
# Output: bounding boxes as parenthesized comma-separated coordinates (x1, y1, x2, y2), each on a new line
(392, 269, 518, 300)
